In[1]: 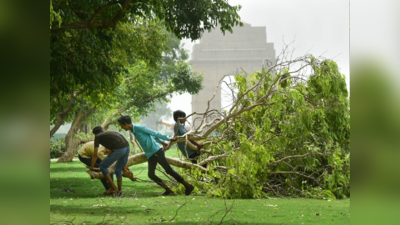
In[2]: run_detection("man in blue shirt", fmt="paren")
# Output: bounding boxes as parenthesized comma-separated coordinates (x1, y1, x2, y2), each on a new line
(117, 115, 194, 196)
(173, 110, 207, 168)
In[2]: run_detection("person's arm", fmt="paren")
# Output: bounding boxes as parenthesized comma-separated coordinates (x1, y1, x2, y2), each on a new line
(154, 138, 166, 150)
(154, 138, 163, 144)
(90, 147, 98, 170)
(90, 137, 100, 170)
(136, 125, 171, 141)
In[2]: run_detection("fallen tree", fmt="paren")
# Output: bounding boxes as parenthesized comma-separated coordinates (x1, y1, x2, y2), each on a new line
(87, 47, 350, 199)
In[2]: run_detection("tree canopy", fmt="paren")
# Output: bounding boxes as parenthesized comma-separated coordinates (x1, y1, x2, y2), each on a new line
(50, 0, 241, 99)
(52, 0, 242, 39)
(55, 30, 203, 162)
(50, 0, 241, 137)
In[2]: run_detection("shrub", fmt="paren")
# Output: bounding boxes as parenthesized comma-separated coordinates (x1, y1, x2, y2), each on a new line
(50, 138, 66, 159)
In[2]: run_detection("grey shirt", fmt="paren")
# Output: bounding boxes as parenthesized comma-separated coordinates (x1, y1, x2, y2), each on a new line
(174, 123, 196, 158)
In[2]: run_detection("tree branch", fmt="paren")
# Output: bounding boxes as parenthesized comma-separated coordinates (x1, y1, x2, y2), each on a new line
(62, 0, 134, 29)
(268, 171, 319, 184)
(102, 92, 168, 129)
(268, 152, 324, 167)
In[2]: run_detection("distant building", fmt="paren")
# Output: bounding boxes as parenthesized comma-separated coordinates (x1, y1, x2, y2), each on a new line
(190, 22, 275, 127)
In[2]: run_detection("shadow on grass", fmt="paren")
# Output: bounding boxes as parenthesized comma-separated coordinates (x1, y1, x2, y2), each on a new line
(50, 176, 172, 199)
(168, 222, 281, 225)
(50, 165, 87, 173)
(50, 204, 145, 215)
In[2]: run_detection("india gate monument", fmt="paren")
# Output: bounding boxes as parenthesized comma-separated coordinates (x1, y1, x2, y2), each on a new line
(190, 22, 276, 127)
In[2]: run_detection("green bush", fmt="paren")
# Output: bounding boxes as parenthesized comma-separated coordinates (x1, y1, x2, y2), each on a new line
(50, 138, 66, 159)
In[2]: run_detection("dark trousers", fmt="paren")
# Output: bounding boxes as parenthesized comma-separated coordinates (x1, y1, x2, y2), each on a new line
(78, 155, 113, 190)
(189, 152, 207, 168)
(148, 149, 184, 184)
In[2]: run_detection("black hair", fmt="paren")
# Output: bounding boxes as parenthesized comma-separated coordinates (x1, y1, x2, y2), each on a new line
(173, 110, 186, 122)
(92, 126, 104, 135)
(118, 115, 132, 124)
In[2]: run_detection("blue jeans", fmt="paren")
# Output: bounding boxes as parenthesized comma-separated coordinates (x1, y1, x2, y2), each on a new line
(99, 146, 130, 178)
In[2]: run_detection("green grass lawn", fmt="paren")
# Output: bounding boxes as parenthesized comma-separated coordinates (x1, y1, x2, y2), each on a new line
(50, 148, 350, 224)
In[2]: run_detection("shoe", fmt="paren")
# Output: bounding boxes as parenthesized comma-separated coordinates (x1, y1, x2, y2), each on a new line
(185, 185, 194, 196)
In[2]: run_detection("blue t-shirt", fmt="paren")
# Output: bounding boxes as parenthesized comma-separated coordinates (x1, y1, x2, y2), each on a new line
(173, 123, 196, 158)
(130, 125, 171, 159)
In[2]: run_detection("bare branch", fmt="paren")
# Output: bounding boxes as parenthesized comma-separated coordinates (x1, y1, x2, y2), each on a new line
(268, 171, 319, 184)
(198, 154, 229, 166)
(268, 152, 325, 167)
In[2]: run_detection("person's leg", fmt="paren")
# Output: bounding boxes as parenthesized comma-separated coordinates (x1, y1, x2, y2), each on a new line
(99, 154, 120, 192)
(189, 152, 199, 164)
(157, 149, 194, 195)
(147, 153, 162, 184)
(190, 140, 206, 151)
(114, 146, 130, 193)
(79, 155, 91, 166)
(189, 152, 207, 168)
(95, 157, 112, 190)
(79, 155, 111, 190)
(148, 151, 174, 195)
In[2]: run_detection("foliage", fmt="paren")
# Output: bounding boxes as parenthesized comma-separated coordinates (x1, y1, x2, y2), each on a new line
(50, 18, 170, 125)
(50, 0, 62, 29)
(99, 32, 203, 127)
(179, 55, 350, 199)
(50, 138, 68, 159)
(51, 0, 242, 39)
(50, 0, 241, 116)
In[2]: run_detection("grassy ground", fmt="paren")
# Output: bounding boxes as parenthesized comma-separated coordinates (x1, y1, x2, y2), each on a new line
(50, 148, 350, 224)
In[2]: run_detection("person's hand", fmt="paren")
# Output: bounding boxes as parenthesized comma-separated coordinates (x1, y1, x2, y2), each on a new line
(90, 167, 101, 171)
(105, 149, 112, 155)
(170, 137, 177, 142)
(162, 141, 168, 149)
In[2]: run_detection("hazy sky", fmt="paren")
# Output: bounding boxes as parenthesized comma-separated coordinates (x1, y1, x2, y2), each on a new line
(169, 0, 350, 123)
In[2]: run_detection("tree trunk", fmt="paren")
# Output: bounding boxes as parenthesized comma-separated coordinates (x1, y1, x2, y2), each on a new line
(87, 123, 93, 138)
(86, 153, 209, 179)
(50, 88, 86, 138)
(57, 106, 96, 162)
(77, 123, 86, 134)
(50, 114, 67, 138)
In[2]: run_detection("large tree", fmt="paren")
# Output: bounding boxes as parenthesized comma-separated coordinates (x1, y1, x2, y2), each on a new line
(50, 17, 169, 137)
(57, 31, 203, 162)
(50, 0, 242, 136)
(87, 51, 350, 199)
(52, 0, 242, 38)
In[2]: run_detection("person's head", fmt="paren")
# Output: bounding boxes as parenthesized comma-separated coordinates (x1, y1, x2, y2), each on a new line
(173, 110, 186, 123)
(118, 115, 132, 131)
(92, 126, 104, 135)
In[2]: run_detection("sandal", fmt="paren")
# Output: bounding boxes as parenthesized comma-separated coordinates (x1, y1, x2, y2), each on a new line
(103, 189, 117, 196)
